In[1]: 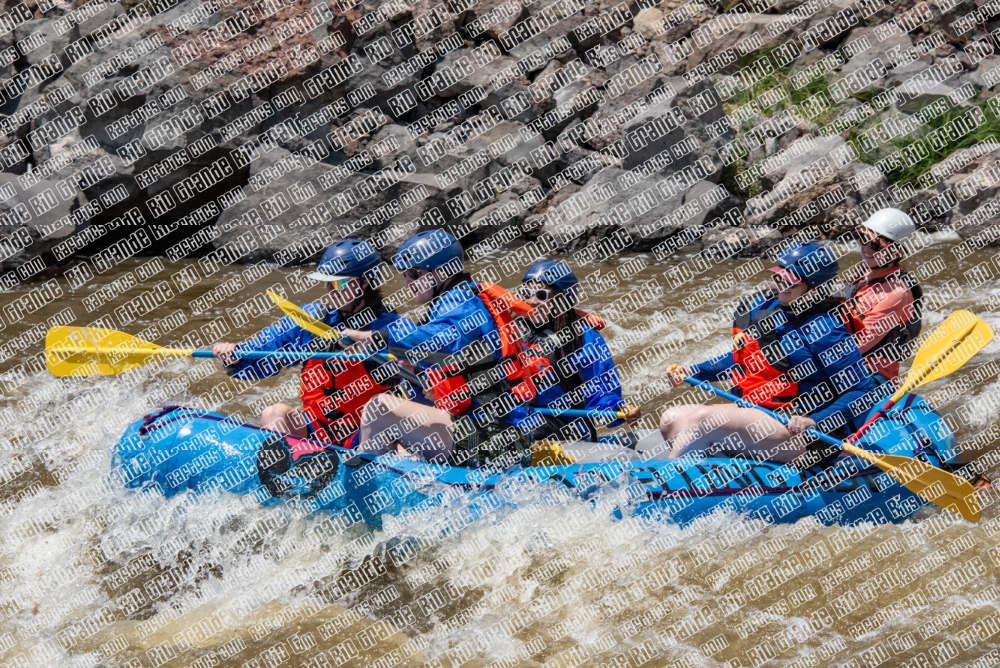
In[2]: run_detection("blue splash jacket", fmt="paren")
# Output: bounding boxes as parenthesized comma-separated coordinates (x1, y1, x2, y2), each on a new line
(227, 302, 401, 381)
(528, 323, 627, 426)
(689, 294, 877, 430)
(373, 282, 533, 428)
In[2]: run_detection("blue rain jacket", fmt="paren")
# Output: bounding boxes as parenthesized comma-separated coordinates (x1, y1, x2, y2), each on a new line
(372, 282, 533, 428)
(528, 322, 627, 426)
(689, 294, 877, 430)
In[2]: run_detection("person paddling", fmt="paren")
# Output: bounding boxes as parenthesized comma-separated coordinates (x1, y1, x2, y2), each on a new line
(517, 260, 640, 442)
(662, 242, 878, 464)
(844, 208, 923, 384)
(212, 239, 403, 447)
(339, 229, 539, 468)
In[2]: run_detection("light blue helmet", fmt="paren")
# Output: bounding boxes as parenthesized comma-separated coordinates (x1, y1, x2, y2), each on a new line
(523, 260, 579, 304)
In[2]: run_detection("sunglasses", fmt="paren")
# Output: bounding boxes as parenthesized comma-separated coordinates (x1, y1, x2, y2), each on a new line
(403, 269, 425, 282)
(327, 278, 353, 290)
(860, 229, 891, 250)
(530, 288, 556, 301)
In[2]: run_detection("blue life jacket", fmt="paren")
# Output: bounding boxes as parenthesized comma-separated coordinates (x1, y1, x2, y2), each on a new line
(691, 292, 878, 431)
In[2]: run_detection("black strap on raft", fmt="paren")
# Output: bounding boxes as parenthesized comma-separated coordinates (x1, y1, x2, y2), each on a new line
(256, 436, 340, 499)
(138, 405, 184, 436)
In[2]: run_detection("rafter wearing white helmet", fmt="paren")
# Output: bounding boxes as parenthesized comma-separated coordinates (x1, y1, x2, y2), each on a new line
(860, 208, 916, 269)
(849, 208, 923, 383)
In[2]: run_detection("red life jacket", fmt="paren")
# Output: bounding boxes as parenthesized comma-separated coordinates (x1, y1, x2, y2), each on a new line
(426, 282, 538, 417)
(300, 355, 394, 447)
(731, 294, 799, 409)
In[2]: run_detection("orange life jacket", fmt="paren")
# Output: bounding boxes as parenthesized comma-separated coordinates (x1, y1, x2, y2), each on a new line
(830, 300, 866, 337)
(300, 355, 395, 446)
(847, 268, 923, 362)
(426, 282, 538, 417)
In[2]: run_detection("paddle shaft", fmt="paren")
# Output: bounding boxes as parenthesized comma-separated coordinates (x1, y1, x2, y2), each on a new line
(52, 346, 399, 364)
(193, 350, 396, 363)
(533, 407, 626, 420)
(682, 376, 845, 450)
(217, 348, 426, 386)
(680, 375, 934, 488)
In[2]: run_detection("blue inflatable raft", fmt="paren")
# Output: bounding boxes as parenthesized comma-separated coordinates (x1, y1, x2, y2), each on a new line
(114, 395, 961, 528)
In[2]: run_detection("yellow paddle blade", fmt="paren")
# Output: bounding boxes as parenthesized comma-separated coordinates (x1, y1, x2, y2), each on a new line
(45, 326, 192, 377)
(267, 291, 339, 341)
(266, 291, 408, 368)
(843, 443, 981, 522)
(530, 440, 577, 467)
(896, 310, 994, 399)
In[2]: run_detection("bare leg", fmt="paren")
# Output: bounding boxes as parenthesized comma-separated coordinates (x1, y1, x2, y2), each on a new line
(358, 394, 454, 462)
(659, 403, 805, 463)
(262, 403, 310, 439)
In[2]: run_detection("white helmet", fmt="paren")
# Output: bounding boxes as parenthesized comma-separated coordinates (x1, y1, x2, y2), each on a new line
(862, 208, 916, 243)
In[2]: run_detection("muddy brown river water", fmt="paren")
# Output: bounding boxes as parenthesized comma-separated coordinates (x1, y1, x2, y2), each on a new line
(2, 235, 1000, 667)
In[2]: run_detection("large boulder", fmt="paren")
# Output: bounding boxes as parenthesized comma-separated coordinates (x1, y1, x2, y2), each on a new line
(213, 147, 441, 263)
(458, 0, 524, 42)
(936, 145, 1000, 243)
(620, 78, 733, 180)
(574, 72, 734, 190)
(743, 134, 886, 234)
(540, 165, 743, 251)
(21, 0, 388, 246)
(0, 172, 81, 274)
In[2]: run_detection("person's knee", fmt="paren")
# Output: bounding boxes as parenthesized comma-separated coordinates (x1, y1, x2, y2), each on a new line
(659, 407, 684, 432)
(659, 404, 706, 433)
(400, 407, 444, 433)
(695, 408, 730, 436)
(262, 403, 293, 426)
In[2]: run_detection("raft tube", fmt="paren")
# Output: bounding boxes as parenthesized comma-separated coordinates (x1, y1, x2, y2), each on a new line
(114, 395, 961, 528)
